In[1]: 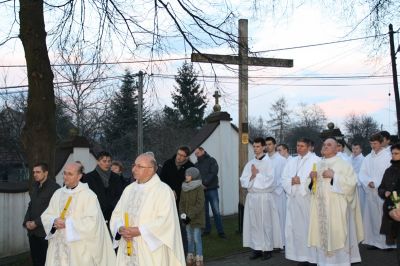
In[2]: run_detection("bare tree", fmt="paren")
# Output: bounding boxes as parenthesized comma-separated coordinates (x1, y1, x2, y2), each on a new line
(268, 96, 291, 143)
(1, 0, 239, 179)
(295, 102, 327, 131)
(0, 92, 29, 180)
(53, 42, 113, 141)
(249, 116, 270, 140)
(344, 112, 379, 154)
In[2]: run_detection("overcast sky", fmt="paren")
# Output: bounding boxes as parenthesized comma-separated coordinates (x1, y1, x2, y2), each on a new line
(0, 1, 398, 134)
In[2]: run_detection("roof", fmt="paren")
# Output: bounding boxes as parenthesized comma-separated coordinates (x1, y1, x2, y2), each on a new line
(188, 111, 234, 150)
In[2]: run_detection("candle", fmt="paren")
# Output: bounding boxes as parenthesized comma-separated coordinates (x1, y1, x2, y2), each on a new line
(312, 163, 317, 193)
(124, 212, 133, 256)
(60, 196, 72, 219)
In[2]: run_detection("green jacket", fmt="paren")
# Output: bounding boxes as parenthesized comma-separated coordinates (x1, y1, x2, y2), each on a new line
(179, 185, 205, 228)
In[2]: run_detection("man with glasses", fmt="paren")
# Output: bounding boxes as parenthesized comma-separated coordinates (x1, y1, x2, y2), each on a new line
(160, 146, 194, 205)
(160, 146, 194, 255)
(110, 153, 185, 265)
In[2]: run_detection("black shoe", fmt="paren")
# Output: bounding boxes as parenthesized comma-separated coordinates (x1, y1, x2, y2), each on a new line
(366, 245, 378, 250)
(261, 251, 272, 260)
(218, 233, 227, 239)
(249, 251, 262, 260)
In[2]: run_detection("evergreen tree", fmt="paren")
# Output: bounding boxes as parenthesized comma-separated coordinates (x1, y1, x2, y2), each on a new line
(104, 70, 139, 160)
(167, 62, 207, 128)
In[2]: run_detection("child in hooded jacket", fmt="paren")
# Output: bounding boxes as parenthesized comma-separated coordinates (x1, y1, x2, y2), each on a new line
(179, 167, 205, 266)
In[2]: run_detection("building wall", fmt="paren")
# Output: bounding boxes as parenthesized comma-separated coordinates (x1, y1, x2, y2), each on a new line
(0, 192, 29, 257)
(55, 147, 97, 185)
(190, 120, 253, 215)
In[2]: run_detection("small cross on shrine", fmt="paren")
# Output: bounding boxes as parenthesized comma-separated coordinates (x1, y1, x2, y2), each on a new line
(212, 90, 222, 112)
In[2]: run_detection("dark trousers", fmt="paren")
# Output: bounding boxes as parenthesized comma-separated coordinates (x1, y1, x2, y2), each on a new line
(28, 235, 48, 266)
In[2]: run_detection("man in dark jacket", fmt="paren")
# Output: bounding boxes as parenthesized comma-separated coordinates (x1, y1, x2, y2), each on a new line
(160, 146, 194, 205)
(160, 146, 194, 256)
(23, 162, 60, 266)
(81, 151, 124, 222)
(194, 147, 226, 238)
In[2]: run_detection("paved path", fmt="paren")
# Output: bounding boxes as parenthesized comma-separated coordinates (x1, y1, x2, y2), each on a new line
(206, 245, 397, 266)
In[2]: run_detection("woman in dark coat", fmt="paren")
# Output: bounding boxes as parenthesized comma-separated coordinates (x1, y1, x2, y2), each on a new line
(378, 143, 400, 249)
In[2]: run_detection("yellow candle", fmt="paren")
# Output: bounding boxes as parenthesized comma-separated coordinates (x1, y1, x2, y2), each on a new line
(60, 196, 72, 219)
(312, 163, 317, 171)
(124, 212, 132, 256)
(312, 163, 317, 193)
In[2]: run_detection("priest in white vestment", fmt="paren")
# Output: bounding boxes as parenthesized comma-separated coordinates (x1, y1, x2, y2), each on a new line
(308, 138, 364, 266)
(359, 133, 393, 249)
(282, 137, 319, 264)
(240, 137, 282, 260)
(110, 153, 185, 266)
(41, 163, 116, 266)
(265, 137, 288, 246)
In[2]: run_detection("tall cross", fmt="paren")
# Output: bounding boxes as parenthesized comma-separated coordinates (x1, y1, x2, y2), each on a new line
(191, 19, 293, 207)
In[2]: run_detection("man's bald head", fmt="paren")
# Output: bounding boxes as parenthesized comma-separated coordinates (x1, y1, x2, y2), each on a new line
(132, 153, 157, 183)
(322, 138, 338, 158)
(63, 162, 83, 188)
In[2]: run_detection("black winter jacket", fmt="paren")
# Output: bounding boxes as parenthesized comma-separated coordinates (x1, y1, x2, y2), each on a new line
(195, 152, 219, 190)
(159, 155, 194, 205)
(81, 170, 124, 221)
(378, 160, 400, 244)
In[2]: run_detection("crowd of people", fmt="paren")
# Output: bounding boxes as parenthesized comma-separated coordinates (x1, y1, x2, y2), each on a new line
(22, 130, 400, 265)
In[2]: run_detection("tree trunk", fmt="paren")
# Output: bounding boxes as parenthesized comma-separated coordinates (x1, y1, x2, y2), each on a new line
(19, 0, 56, 185)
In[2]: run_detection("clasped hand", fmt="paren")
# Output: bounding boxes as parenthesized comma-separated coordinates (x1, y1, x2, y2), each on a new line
(322, 168, 334, 179)
(250, 164, 259, 180)
(119, 226, 140, 241)
(291, 176, 301, 185)
(54, 218, 66, 229)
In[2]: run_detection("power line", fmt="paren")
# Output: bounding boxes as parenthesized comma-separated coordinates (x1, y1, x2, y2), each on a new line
(253, 33, 391, 54)
(1, 31, 397, 69)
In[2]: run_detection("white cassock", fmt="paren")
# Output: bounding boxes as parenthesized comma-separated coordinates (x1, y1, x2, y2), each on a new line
(309, 156, 364, 266)
(110, 174, 185, 266)
(337, 152, 351, 162)
(240, 156, 282, 251)
(351, 153, 365, 216)
(359, 149, 393, 249)
(282, 152, 319, 263)
(268, 152, 288, 246)
(41, 182, 116, 266)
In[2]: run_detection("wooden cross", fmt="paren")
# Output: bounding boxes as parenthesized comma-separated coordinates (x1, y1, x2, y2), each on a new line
(192, 19, 293, 204)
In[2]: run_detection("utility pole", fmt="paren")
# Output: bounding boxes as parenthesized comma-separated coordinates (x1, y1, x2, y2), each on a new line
(137, 71, 144, 155)
(389, 24, 400, 137)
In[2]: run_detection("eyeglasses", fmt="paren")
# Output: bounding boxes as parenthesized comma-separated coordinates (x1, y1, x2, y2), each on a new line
(176, 152, 187, 158)
(132, 163, 153, 169)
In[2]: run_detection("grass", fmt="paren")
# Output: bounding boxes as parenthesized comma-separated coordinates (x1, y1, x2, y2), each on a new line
(203, 215, 247, 261)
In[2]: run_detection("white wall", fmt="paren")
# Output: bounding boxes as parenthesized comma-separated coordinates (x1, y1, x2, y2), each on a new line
(190, 120, 253, 215)
(0, 192, 29, 257)
(55, 147, 97, 185)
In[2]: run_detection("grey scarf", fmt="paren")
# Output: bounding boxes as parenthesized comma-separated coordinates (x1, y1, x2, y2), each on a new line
(96, 165, 111, 188)
(182, 180, 203, 192)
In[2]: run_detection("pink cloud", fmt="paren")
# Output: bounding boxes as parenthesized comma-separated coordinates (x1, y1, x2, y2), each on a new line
(318, 98, 385, 119)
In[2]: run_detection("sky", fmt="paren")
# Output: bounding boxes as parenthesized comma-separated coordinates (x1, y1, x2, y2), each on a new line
(0, 1, 398, 135)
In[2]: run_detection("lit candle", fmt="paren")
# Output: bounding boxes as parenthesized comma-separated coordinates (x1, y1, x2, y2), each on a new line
(124, 212, 133, 256)
(60, 196, 72, 219)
